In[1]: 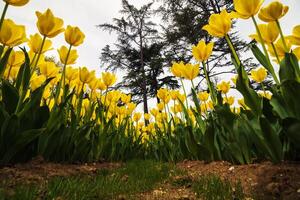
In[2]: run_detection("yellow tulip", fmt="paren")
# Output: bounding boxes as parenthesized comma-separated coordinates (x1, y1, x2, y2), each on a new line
(3, 0, 29, 6)
(58, 45, 78, 65)
(258, 1, 289, 22)
(170, 90, 180, 101)
(232, 0, 263, 19)
(36, 9, 64, 38)
(197, 91, 209, 102)
(88, 78, 100, 91)
(249, 22, 279, 44)
(258, 91, 272, 100)
(7, 50, 24, 67)
(192, 40, 214, 62)
(102, 72, 117, 87)
(28, 33, 52, 54)
(79, 67, 95, 84)
(0, 19, 26, 47)
(268, 37, 292, 60)
(157, 88, 170, 104)
(182, 63, 199, 80)
(65, 67, 78, 82)
(203, 10, 232, 38)
(217, 81, 231, 94)
(170, 61, 185, 78)
(293, 47, 300, 60)
(133, 112, 142, 122)
(288, 25, 300, 46)
(30, 74, 46, 91)
(121, 94, 131, 104)
(39, 61, 59, 78)
(150, 108, 159, 117)
(97, 81, 107, 91)
(144, 113, 151, 121)
(223, 96, 235, 105)
(238, 98, 249, 110)
(250, 67, 267, 83)
(157, 102, 164, 111)
(65, 25, 85, 46)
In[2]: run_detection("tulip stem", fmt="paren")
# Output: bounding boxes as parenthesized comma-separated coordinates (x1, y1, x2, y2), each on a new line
(275, 20, 288, 52)
(0, 3, 8, 31)
(180, 78, 189, 108)
(251, 16, 280, 85)
(225, 35, 240, 67)
(271, 42, 281, 64)
(62, 44, 72, 99)
(202, 61, 216, 105)
(31, 36, 46, 76)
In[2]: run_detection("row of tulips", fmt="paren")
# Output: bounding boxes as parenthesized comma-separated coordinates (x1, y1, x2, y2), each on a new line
(0, 0, 300, 165)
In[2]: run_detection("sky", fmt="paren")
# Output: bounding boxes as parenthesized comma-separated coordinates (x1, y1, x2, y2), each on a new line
(1, 0, 300, 109)
(1, 0, 299, 74)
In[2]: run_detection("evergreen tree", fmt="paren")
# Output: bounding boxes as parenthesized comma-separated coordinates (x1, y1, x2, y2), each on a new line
(98, 0, 179, 115)
(156, 0, 257, 89)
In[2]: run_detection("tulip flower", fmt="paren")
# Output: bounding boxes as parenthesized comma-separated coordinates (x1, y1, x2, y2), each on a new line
(0, 19, 26, 47)
(192, 40, 214, 62)
(223, 96, 235, 105)
(58, 45, 78, 65)
(289, 25, 300, 46)
(133, 112, 141, 122)
(293, 47, 300, 60)
(170, 61, 185, 78)
(180, 63, 198, 81)
(39, 61, 59, 78)
(65, 25, 85, 47)
(30, 74, 46, 91)
(202, 10, 232, 38)
(144, 113, 151, 121)
(258, 1, 289, 22)
(28, 33, 52, 54)
(3, 0, 29, 6)
(7, 50, 24, 67)
(249, 22, 279, 44)
(102, 72, 117, 87)
(36, 9, 64, 38)
(232, 0, 263, 19)
(65, 67, 78, 83)
(267, 37, 291, 61)
(217, 81, 231, 94)
(157, 88, 170, 104)
(79, 67, 95, 84)
(250, 67, 267, 83)
(198, 91, 209, 102)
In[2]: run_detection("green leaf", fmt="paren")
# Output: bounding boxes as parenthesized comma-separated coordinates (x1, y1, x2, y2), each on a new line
(1, 80, 19, 114)
(259, 117, 283, 163)
(251, 44, 270, 72)
(0, 48, 12, 76)
(2, 128, 44, 163)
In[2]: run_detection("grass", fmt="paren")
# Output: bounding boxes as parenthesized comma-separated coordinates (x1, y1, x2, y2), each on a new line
(0, 160, 177, 200)
(0, 160, 248, 200)
(192, 174, 245, 200)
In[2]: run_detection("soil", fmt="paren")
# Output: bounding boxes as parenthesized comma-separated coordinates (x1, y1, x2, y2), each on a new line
(1, 158, 300, 200)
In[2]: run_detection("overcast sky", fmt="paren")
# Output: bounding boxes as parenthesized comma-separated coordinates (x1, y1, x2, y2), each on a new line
(1, 0, 299, 74)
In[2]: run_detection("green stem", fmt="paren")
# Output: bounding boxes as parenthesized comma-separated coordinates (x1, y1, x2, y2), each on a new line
(31, 36, 46, 75)
(225, 35, 240, 67)
(180, 78, 189, 108)
(275, 20, 288, 52)
(202, 61, 216, 105)
(271, 42, 281, 64)
(62, 44, 72, 99)
(0, 3, 8, 30)
(251, 16, 280, 85)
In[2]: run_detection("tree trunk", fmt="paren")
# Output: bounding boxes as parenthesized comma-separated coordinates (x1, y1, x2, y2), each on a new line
(139, 19, 149, 124)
